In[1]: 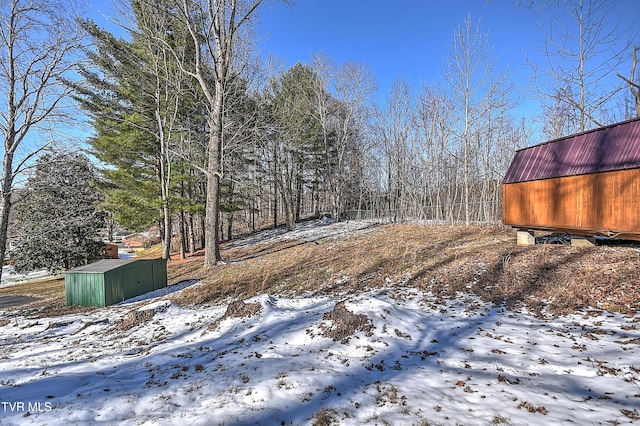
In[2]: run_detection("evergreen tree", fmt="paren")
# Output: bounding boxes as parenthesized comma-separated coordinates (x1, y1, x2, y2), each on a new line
(268, 63, 323, 230)
(71, 19, 162, 231)
(70, 3, 206, 258)
(11, 153, 106, 273)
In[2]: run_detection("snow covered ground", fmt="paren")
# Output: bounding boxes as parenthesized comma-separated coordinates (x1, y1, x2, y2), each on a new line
(1, 220, 639, 425)
(0, 248, 135, 290)
(0, 266, 51, 289)
(224, 216, 377, 250)
(1, 289, 639, 425)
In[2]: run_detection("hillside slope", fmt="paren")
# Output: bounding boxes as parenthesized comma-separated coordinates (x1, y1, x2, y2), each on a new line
(1, 220, 640, 425)
(6, 220, 640, 318)
(170, 220, 640, 316)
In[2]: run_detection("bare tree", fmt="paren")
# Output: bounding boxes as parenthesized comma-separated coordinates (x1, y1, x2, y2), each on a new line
(373, 78, 415, 222)
(529, 0, 630, 131)
(173, 0, 267, 266)
(0, 0, 85, 281)
(309, 53, 334, 217)
(617, 45, 640, 118)
(135, 4, 177, 260)
(311, 56, 376, 222)
(541, 84, 580, 139)
(415, 82, 455, 222)
(445, 15, 509, 225)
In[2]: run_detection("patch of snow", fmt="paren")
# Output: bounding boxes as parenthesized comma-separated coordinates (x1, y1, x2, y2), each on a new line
(115, 280, 199, 305)
(1, 286, 639, 425)
(117, 248, 137, 259)
(0, 266, 52, 288)
(280, 218, 377, 243)
(225, 218, 378, 250)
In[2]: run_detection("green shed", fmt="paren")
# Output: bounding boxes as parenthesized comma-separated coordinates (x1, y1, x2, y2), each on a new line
(64, 258, 167, 307)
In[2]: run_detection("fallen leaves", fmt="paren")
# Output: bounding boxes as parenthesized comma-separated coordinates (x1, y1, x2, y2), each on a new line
(621, 409, 640, 420)
(498, 374, 520, 385)
(320, 300, 373, 343)
(518, 401, 548, 415)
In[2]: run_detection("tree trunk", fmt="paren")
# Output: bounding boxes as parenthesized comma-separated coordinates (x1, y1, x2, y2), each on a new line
(295, 161, 303, 223)
(200, 214, 206, 250)
(285, 188, 296, 231)
(187, 213, 195, 253)
(204, 161, 222, 264)
(162, 199, 172, 259)
(204, 93, 223, 265)
(227, 212, 233, 241)
(332, 191, 341, 223)
(0, 151, 15, 284)
(272, 148, 278, 229)
(179, 209, 186, 259)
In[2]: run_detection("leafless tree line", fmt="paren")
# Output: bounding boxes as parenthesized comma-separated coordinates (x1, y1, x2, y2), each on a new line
(1, 0, 638, 272)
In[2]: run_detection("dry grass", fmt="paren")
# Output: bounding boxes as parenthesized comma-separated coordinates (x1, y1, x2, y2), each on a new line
(135, 245, 162, 259)
(0, 274, 100, 317)
(320, 300, 374, 343)
(311, 406, 341, 426)
(172, 223, 640, 316)
(110, 308, 156, 332)
(170, 223, 488, 305)
(3, 223, 640, 317)
(0, 275, 64, 298)
(207, 300, 262, 331)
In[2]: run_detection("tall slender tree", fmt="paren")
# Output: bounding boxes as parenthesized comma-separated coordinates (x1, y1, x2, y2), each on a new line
(267, 63, 320, 230)
(173, 0, 267, 265)
(530, 0, 630, 131)
(322, 60, 376, 222)
(445, 15, 510, 225)
(373, 78, 414, 221)
(0, 0, 84, 282)
(72, 2, 202, 259)
(415, 82, 455, 222)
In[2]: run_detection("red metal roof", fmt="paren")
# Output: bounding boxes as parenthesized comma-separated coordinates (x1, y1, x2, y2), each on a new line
(503, 117, 640, 184)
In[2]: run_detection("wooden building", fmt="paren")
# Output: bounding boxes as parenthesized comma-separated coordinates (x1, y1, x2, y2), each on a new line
(104, 243, 119, 259)
(502, 117, 640, 245)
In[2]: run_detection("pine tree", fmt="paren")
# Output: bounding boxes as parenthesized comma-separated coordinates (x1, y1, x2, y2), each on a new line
(11, 153, 106, 273)
(71, 19, 162, 231)
(268, 63, 323, 230)
(70, 6, 206, 258)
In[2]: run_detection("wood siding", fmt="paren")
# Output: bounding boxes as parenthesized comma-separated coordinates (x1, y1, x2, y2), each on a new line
(502, 168, 640, 239)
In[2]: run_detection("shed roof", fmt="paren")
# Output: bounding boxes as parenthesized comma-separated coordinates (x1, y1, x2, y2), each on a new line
(503, 117, 640, 184)
(66, 259, 136, 274)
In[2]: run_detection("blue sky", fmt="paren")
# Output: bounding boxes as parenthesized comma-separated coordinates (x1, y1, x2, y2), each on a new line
(259, 1, 540, 85)
(86, 0, 639, 130)
(257, 0, 639, 120)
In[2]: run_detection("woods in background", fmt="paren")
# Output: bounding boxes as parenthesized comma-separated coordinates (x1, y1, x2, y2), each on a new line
(2, 0, 638, 269)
